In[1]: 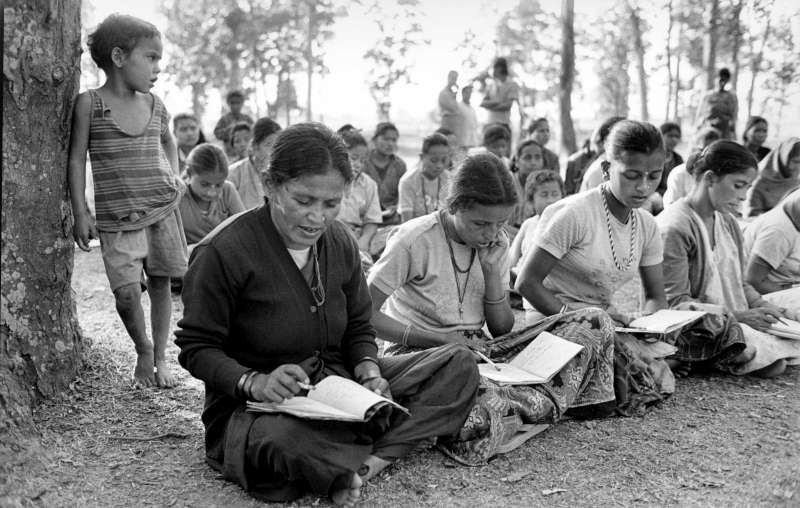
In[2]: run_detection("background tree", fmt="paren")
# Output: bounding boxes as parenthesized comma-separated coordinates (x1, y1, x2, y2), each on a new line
(586, 4, 631, 119)
(559, 0, 577, 155)
(627, 0, 649, 121)
(744, 0, 775, 118)
(2, 0, 84, 435)
(363, 0, 429, 121)
(495, 0, 560, 119)
(701, 0, 720, 91)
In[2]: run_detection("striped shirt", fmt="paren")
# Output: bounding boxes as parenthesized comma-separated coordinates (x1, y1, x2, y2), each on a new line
(87, 89, 181, 232)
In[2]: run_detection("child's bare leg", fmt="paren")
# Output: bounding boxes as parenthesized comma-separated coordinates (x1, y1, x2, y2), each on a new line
(330, 471, 362, 507)
(148, 275, 177, 388)
(114, 283, 154, 387)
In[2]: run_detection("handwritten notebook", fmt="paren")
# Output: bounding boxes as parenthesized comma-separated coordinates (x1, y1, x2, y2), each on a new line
(478, 331, 584, 385)
(615, 309, 707, 335)
(246, 375, 409, 422)
(769, 318, 800, 340)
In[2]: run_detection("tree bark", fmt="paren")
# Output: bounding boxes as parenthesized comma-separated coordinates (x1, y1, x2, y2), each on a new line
(559, 0, 577, 155)
(703, 0, 720, 91)
(190, 83, 206, 121)
(2, 0, 84, 436)
(665, 0, 674, 120)
(305, 1, 316, 122)
(628, 1, 649, 121)
(746, 8, 773, 118)
(730, 0, 745, 92)
(673, 7, 683, 123)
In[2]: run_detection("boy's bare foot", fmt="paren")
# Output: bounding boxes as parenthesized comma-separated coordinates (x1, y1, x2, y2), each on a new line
(134, 351, 156, 387)
(330, 472, 362, 507)
(155, 360, 178, 388)
(357, 455, 392, 481)
(752, 359, 787, 378)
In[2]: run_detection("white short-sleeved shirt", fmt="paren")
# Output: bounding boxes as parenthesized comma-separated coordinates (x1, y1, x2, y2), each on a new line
(579, 157, 605, 192)
(368, 212, 509, 333)
(530, 187, 663, 311)
(743, 206, 800, 286)
(337, 171, 382, 228)
(397, 168, 449, 220)
(663, 163, 695, 207)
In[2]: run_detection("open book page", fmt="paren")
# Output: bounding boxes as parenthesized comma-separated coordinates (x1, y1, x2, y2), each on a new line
(769, 318, 800, 340)
(478, 332, 584, 385)
(616, 310, 707, 335)
(247, 376, 409, 422)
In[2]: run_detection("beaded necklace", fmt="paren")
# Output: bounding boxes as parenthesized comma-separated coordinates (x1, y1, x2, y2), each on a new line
(600, 184, 638, 272)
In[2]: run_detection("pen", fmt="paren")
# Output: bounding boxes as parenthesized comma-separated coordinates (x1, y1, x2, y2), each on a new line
(297, 382, 315, 391)
(473, 349, 501, 371)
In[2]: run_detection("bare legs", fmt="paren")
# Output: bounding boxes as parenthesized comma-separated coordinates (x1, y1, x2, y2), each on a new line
(113, 276, 176, 388)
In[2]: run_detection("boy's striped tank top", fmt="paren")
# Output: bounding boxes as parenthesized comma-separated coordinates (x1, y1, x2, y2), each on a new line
(88, 89, 181, 232)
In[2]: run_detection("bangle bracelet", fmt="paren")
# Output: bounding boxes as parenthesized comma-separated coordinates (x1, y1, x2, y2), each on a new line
(236, 369, 254, 398)
(357, 375, 382, 385)
(243, 371, 259, 400)
(401, 323, 413, 347)
(559, 304, 568, 314)
(483, 294, 507, 305)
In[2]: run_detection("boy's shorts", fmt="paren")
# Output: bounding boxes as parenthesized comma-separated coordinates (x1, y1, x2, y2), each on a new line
(98, 209, 188, 292)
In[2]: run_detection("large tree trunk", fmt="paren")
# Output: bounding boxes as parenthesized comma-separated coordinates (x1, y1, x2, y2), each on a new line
(673, 9, 683, 123)
(746, 8, 773, 118)
(2, 0, 84, 436)
(190, 83, 206, 122)
(702, 0, 720, 91)
(628, 1, 648, 121)
(730, 0, 745, 92)
(559, 0, 577, 156)
(665, 0, 674, 120)
(305, 1, 315, 122)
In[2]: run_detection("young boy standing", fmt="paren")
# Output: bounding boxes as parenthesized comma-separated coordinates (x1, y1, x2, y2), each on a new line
(213, 90, 253, 145)
(67, 14, 187, 388)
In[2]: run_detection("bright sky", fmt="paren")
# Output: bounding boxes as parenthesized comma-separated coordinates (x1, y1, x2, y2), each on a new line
(85, 0, 799, 142)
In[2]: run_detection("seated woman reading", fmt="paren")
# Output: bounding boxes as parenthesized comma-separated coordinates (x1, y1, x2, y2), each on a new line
(175, 123, 480, 506)
(514, 120, 678, 401)
(368, 153, 616, 464)
(743, 188, 800, 299)
(656, 140, 800, 377)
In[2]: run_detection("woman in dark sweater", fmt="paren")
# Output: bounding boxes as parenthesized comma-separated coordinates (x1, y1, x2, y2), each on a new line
(175, 123, 479, 506)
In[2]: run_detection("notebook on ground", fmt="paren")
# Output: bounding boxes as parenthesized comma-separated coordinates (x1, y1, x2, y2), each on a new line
(615, 309, 707, 335)
(247, 375, 409, 422)
(478, 331, 584, 385)
(769, 318, 800, 340)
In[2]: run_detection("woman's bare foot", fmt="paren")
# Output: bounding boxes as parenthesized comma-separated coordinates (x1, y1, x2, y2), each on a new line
(330, 472, 362, 507)
(155, 360, 178, 388)
(358, 455, 392, 481)
(666, 358, 691, 378)
(134, 350, 156, 387)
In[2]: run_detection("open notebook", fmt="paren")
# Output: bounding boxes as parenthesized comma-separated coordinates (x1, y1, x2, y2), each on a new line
(615, 309, 707, 335)
(247, 375, 409, 422)
(769, 318, 800, 340)
(478, 331, 584, 385)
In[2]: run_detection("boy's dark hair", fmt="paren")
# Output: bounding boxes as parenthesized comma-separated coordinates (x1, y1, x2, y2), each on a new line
(337, 124, 359, 135)
(252, 117, 282, 145)
(447, 153, 518, 213)
(340, 130, 368, 150)
(483, 123, 511, 146)
(226, 90, 245, 102)
(493, 57, 509, 76)
(228, 121, 252, 141)
(422, 133, 450, 154)
(659, 122, 681, 137)
(88, 14, 160, 71)
(267, 123, 353, 187)
(718, 68, 731, 80)
(434, 127, 454, 137)
(373, 122, 399, 140)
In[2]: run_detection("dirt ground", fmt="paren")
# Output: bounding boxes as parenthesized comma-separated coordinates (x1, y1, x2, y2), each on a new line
(2, 247, 798, 507)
